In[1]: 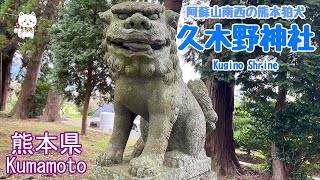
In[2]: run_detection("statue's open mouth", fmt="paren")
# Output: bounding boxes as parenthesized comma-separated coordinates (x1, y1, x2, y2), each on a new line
(107, 37, 169, 52)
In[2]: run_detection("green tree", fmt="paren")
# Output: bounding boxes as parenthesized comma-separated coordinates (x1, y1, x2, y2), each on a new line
(194, 0, 242, 175)
(188, 0, 320, 178)
(28, 75, 51, 118)
(50, 0, 115, 135)
(0, 0, 62, 118)
(0, 0, 19, 111)
(239, 88, 320, 179)
(233, 106, 269, 155)
(236, 1, 320, 178)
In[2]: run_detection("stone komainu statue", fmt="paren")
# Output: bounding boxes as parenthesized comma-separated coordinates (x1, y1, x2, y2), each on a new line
(96, 2, 218, 178)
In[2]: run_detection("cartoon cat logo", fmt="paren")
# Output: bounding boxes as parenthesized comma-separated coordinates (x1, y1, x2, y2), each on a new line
(13, 12, 37, 39)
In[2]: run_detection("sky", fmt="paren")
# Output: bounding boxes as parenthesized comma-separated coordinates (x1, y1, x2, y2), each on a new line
(180, 61, 200, 82)
(177, 0, 203, 83)
(177, 0, 242, 102)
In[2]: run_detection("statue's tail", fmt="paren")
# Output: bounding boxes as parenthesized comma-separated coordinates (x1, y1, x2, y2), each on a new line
(187, 79, 218, 135)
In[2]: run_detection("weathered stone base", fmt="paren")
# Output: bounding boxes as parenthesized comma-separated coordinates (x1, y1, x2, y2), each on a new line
(189, 171, 217, 180)
(92, 157, 216, 180)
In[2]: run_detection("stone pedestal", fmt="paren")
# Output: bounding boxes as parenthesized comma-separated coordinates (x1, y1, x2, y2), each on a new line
(92, 157, 216, 180)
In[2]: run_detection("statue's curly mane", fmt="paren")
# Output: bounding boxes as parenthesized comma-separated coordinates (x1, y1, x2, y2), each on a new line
(102, 15, 181, 84)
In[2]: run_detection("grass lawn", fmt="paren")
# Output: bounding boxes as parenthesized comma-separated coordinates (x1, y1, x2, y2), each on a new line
(235, 149, 265, 160)
(62, 112, 92, 121)
(0, 117, 136, 179)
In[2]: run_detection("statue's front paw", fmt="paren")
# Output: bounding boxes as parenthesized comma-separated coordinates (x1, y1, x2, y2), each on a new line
(96, 147, 124, 166)
(164, 151, 190, 168)
(129, 154, 163, 178)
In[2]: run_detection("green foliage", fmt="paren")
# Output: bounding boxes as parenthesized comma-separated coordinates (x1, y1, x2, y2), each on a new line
(187, 0, 320, 178)
(0, 0, 60, 50)
(75, 104, 93, 116)
(28, 78, 51, 118)
(0, 34, 8, 48)
(50, 0, 115, 107)
(1, 0, 62, 118)
(272, 102, 320, 179)
(241, 94, 320, 179)
(234, 105, 270, 152)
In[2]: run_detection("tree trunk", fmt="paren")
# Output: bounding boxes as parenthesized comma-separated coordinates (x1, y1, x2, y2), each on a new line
(0, 53, 2, 109)
(204, 79, 241, 176)
(271, 88, 292, 180)
(132, 136, 145, 158)
(40, 87, 62, 122)
(9, 49, 44, 119)
(0, 49, 15, 111)
(202, 0, 241, 175)
(81, 60, 93, 135)
(164, 0, 183, 13)
(7, 0, 60, 118)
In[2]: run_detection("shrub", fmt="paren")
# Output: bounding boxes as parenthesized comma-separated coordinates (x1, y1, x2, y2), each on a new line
(234, 106, 269, 152)
(29, 79, 51, 118)
(242, 97, 320, 179)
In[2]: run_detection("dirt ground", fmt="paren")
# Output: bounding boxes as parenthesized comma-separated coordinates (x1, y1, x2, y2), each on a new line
(218, 175, 270, 180)
(0, 117, 136, 180)
(2, 117, 317, 180)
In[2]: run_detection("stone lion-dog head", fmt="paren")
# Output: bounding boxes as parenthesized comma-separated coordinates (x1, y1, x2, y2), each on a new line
(99, 2, 180, 83)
